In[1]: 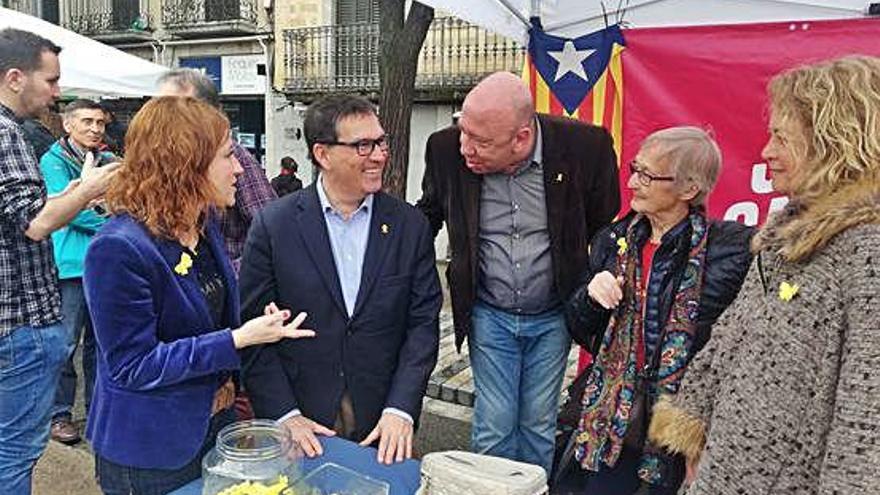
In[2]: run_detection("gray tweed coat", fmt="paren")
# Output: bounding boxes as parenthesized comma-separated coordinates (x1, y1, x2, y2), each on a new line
(648, 182, 880, 494)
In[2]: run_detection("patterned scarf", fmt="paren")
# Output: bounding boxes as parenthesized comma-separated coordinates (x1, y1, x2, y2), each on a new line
(575, 210, 709, 481)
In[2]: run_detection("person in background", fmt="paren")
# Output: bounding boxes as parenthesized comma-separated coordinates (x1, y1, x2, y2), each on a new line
(0, 28, 117, 494)
(649, 55, 880, 495)
(100, 105, 126, 156)
(271, 155, 304, 197)
(561, 127, 753, 494)
(39, 98, 117, 445)
(84, 96, 315, 494)
(416, 71, 621, 475)
(22, 105, 61, 159)
(156, 68, 276, 274)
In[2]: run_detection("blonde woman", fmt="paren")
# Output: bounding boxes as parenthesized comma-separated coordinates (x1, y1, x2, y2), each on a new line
(649, 55, 880, 494)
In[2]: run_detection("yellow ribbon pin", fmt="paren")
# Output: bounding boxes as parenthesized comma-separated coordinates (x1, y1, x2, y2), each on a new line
(616, 237, 628, 255)
(778, 281, 799, 302)
(174, 252, 193, 276)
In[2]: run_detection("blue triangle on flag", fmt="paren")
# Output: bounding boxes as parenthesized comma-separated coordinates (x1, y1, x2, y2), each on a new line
(528, 22, 626, 114)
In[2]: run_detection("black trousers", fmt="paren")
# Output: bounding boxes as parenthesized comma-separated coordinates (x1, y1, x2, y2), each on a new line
(552, 448, 684, 495)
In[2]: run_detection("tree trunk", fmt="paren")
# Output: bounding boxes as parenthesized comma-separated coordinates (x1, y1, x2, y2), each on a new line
(377, 0, 433, 200)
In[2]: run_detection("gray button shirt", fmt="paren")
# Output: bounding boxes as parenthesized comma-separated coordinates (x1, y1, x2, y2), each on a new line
(477, 121, 557, 314)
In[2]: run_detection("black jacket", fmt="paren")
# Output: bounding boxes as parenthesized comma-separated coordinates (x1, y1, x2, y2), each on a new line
(417, 115, 621, 350)
(22, 119, 56, 160)
(567, 211, 755, 355)
(270, 174, 303, 198)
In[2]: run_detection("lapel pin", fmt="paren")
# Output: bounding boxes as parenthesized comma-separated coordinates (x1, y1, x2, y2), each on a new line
(778, 281, 800, 302)
(381, 223, 390, 235)
(174, 252, 193, 276)
(555, 173, 564, 183)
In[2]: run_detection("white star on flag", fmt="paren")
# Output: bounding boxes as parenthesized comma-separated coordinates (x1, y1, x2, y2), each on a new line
(548, 40, 594, 82)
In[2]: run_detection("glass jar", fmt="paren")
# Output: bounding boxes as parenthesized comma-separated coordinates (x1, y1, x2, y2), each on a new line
(201, 419, 301, 495)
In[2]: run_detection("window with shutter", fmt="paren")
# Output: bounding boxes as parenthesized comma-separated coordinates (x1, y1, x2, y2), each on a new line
(40, 0, 59, 24)
(334, 0, 379, 85)
(335, 0, 378, 25)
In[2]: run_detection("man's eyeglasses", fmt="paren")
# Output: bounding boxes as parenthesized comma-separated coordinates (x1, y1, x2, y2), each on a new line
(320, 136, 390, 157)
(628, 160, 676, 186)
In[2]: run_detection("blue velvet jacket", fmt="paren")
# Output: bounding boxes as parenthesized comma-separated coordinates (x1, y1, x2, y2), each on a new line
(83, 214, 241, 469)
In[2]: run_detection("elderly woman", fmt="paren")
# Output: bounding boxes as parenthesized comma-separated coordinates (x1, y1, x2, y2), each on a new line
(562, 127, 753, 495)
(648, 57, 880, 494)
(83, 97, 314, 494)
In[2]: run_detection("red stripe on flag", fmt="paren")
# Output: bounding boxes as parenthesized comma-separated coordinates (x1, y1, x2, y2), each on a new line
(549, 91, 564, 116)
(603, 73, 617, 129)
(528, 57, 538, 102)
(578, 91, 594, 123)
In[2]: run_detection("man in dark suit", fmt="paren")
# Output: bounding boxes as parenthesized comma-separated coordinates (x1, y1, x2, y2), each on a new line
(240, 95, 441, 465)
(416, 72, 620, 474)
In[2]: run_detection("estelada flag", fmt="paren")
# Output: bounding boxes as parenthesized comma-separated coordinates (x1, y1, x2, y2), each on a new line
(523, 21, 626, 372)
(523, 21, 626, 159)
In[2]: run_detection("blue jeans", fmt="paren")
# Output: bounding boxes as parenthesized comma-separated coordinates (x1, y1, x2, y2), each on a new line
(95, 407, 235, 495)
(0, 322, 70, 494)
(53, 278, 96, 420)
(469, 301, 570, 475)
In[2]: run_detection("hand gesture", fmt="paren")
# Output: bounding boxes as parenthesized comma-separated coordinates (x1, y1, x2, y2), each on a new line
(280, 415, 336, 458)
(587, 271, 624, 309)
(232, 303, 315, 349)
(359, 412, 414, 464)
(78, 151, 120, 202)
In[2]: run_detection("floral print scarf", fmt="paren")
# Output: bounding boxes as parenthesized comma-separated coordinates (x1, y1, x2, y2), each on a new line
(574, 210, 709, 484)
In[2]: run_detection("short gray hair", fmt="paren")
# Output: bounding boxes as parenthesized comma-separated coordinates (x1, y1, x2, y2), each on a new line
(157, 68, 220, 108)
(641, 126, 721, 207)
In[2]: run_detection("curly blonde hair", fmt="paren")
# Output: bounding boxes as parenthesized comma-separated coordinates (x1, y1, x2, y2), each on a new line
(768, 55, 880, 206)
(105, 97, 229, 240)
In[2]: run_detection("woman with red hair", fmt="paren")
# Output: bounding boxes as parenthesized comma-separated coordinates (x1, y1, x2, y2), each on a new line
(83, 97, 314, 494)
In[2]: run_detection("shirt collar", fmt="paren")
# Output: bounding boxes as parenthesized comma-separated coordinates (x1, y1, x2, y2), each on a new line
(64, 137, 89, 161)
(0, 102, 22, 124)
(317, 175, 373, 217)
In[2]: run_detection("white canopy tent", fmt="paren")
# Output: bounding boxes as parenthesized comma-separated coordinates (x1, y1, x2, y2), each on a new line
(0, 7, 167, 98)
(417, 0, 874, 41)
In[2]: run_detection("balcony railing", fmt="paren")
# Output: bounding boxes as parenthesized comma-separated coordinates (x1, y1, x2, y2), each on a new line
(4, 0, 41, 18)
(65, 0, 152, 42)
(283, 17, 525, 101)
(162, 0, 258, 37)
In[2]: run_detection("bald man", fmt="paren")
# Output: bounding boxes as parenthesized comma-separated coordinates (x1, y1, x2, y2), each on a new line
(417, 72, 620, 474)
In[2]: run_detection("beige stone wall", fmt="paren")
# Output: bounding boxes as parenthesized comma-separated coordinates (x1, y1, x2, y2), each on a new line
(273, 0, 329, 88)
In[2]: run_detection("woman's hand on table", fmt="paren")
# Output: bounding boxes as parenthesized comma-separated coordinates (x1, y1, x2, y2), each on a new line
(232, 303, 315, 349)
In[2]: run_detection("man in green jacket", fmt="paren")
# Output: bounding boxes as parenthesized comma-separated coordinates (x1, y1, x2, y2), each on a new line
(39, 98, 116, 444)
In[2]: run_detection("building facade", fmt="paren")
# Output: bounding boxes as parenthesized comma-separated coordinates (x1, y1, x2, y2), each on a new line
(8, 0, 524, 203)
(8, 0, 274, 168)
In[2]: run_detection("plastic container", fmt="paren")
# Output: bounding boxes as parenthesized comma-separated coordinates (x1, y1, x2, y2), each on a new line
(201, 419, 300, 495)
(417, 451, 547, 495)
(293, 463, 389, 495)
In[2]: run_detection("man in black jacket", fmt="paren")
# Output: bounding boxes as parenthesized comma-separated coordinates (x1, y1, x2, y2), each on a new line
(22, 108, 59, 160)
(270, 156, 304, 197)
(416, 71, 620, 474)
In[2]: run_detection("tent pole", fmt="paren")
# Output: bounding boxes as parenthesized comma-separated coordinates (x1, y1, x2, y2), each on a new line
(496, 0, 531, 28)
